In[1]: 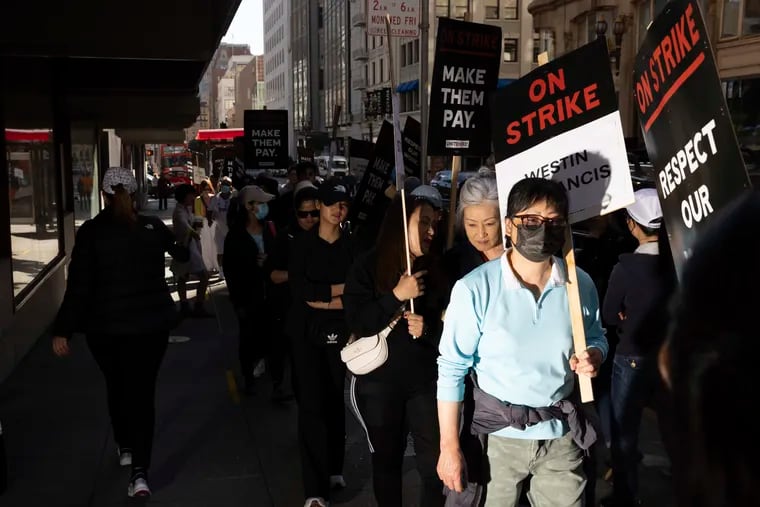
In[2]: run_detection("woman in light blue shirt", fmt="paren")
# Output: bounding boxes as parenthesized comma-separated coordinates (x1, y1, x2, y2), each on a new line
(436, 178, 608, 507)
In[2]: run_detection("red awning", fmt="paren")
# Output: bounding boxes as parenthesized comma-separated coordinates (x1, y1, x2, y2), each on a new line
(195, 128, 244, 141)
(5, 129, 52, 142)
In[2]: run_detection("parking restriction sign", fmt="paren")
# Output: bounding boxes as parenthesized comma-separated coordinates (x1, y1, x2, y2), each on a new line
(367, 0, 420, 37)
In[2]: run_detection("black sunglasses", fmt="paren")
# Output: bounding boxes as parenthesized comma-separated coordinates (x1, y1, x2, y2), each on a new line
(512, 214, 567, 230)
(296, 209, 320, 219)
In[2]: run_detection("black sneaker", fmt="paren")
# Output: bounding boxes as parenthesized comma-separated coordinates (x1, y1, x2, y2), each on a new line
(127, 471, 151, 498)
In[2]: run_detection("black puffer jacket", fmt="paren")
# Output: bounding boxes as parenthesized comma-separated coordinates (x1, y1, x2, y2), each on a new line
(52, 208, 189, 339)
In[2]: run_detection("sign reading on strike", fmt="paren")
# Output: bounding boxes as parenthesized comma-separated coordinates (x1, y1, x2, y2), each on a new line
(633, 0, 750, 274)
(367, 0, 419, 37)
(428, 18, 501, 156)
(244, 109, 289, 170)
(490, 38, 634, 223)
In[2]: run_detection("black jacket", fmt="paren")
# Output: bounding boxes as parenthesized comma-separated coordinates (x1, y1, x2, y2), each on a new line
(343, 248, 447, 386)
(603, 251, 673, 356)
(223, 222, 277, 308)
(52, 208, 189, 339)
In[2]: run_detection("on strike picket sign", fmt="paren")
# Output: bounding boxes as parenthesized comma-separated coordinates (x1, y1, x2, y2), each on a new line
(243, 109, 289, 169)
(633, 0, 750, 274)
(428, 18, 501, 156)
(490, 38, 634, 223)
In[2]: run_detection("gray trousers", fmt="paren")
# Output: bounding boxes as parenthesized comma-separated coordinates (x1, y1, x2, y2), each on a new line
(483, 433, 586, 507)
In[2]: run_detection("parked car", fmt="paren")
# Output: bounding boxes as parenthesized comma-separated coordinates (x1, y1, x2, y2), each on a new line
(431, 169, 479, 204)
(315, 155, 350, 178)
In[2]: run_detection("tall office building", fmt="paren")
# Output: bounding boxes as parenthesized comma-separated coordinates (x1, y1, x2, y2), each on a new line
(323, 0, 357, 147)
(292, 0, 324, 146)
(264, 0, 295, 158)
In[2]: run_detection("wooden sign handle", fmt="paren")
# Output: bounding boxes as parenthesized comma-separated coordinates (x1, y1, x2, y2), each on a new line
(446, 155, 462, 249)
(563, 226, 594, 403)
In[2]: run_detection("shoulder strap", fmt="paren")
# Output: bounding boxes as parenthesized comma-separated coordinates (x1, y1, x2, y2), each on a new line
(267, 220, 277, 239)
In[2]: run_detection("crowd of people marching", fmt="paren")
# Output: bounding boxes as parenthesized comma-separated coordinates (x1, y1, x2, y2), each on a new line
(49, 162, 757, 507)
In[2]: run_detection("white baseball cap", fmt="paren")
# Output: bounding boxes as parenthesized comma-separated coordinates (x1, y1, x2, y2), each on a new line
(626, 188, 662, 229)
(102, 167, 137, 195)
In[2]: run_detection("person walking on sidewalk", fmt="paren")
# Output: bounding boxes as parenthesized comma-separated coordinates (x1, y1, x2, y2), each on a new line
(171, 184, 213, 318)
(51, 167, 189, 499)
(265, 181, 320, 402)
(437, 178, 607, 506)
(288, 182, 354, 507)
(344, 191, 448, 507)
(223, 185, 278, 395)
(601, 188, 676, 507)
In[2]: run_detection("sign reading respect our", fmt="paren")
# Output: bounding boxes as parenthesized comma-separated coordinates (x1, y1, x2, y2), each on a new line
(633, 0, 750, 274)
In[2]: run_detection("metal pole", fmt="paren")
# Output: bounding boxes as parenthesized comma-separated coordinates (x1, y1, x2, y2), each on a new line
(419, 0, 430, 183)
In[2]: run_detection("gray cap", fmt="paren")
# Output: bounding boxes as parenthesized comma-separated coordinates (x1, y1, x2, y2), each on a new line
(411, 184, 443, 210)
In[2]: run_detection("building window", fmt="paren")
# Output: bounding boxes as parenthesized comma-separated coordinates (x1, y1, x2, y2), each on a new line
(533, 29, 555, 62)
(380, 59, 385, 82)
(435, 0, 449, 17)
(503, 38, 518, 62)
(6, 127, 62, 298)
(504, 0, 518, 19)
(453, 0, 468, 18)
(720, 0, 760, 37)
(486, 0, 500, 19)
(413, 39, 420, 63)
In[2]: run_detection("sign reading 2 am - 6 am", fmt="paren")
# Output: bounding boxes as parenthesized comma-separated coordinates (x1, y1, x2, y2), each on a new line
(367, 0, 419, 37)
(633, 0, 750, 274)
(367, 0, 420, 37)
(490, 38, 634, 224)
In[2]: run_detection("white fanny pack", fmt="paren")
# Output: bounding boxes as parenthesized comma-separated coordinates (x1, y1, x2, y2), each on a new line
(340, 320, 398, 375)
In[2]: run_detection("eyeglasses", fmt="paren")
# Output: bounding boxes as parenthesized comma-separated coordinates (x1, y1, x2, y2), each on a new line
(512, 214, 567, 230)
(297, 209, 320, 219)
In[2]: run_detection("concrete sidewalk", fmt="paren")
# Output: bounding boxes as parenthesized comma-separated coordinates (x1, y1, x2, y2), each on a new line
(0, 197, 673, 506)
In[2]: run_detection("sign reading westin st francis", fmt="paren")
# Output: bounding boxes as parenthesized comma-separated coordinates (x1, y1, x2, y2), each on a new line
(633, 0, 750, 274)
(489, 38, 634, 224)
(244, 109, 289, 169)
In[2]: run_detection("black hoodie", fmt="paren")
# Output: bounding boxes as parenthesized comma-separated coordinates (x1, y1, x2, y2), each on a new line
(603, 249, 672, 357)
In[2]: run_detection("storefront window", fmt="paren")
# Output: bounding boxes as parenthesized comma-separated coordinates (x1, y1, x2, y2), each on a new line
(722, 0, 741, 37)
(72, 129, 100, 226)
(725, 78, 760, 170)
(6, 128, 61, 296)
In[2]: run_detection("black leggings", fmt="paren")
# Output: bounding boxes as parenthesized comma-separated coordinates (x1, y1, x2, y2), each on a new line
(235, 305, 268, 382)
(87, 332, 169, 470)
(291, 337, 346, 501)
(352, 377, 444, 507)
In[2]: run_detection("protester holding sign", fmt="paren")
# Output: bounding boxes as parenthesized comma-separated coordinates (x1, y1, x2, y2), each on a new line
(344, 191, 448, 507)
(288, 183, 354, 507)
(601, 189, 676, 507)
(437, 178, 607, 506)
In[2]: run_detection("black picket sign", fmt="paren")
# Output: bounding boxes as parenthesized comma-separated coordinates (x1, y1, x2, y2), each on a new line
(633, 0, 751, 274)
(427, 17, 502, 157)
(243, 109, 289, 170)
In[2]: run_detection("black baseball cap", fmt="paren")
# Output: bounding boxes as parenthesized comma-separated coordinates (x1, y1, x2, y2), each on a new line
(318, 182, 351, 206)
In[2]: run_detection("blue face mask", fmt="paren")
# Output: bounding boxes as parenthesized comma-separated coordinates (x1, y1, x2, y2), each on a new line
(220, 185, 231, 194)
(255, 202, 269, 221)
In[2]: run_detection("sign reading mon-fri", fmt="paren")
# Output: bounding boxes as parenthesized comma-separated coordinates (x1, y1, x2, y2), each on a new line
(428, 18, 501, 156)
(367, 0, 419, 37)
(243, 109, 289, 169)
(633, 0, 750, 274)
(490, 38, 634, 223)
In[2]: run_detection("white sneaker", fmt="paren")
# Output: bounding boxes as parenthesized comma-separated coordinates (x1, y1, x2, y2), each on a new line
(127, 474, 151, 497)
(117, 448, 132, 467)
(329, 474, 346, 489)
(253, 359, 266, 378)
(304, 497, 328, 507)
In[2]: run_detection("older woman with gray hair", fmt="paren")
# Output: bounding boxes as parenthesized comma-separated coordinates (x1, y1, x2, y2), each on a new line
(445, 172, 504, 282)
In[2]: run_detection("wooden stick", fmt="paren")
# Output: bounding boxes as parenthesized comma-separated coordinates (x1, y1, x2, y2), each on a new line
(446, 155, 462, 249)
(563, 226, 594, 403)
(386, 14, 416, 316)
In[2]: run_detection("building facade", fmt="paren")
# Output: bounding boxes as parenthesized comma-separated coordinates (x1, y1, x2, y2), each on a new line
(292, 0, 325, 145)
(264, 0, 296, 157)
(200, 43, 252, 129)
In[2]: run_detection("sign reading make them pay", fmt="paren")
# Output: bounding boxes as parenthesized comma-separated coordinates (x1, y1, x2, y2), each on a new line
(634, 0, 750, 275)
(367, 0, 419, 37)
(243, 109, 289, 170)
(490, 38, 634, 224)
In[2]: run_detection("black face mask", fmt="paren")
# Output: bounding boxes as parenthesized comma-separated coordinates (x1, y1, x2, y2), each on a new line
(513, 223, 566, 262)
